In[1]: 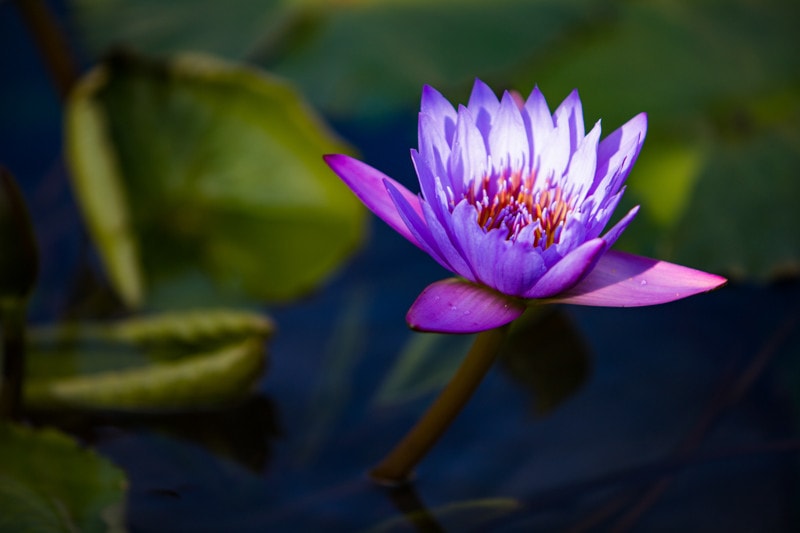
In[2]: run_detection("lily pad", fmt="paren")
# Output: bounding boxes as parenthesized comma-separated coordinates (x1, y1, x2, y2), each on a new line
(24, 308, 273, 412)
(0, 422, 126, 533)
(65, 51, 364, 308)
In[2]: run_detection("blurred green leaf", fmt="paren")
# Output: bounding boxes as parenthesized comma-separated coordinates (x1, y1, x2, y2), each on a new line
(261, 0, 606, 119)
(65, 51, 364, 308)
(668, 125, 800, 279)
(0, 167, 39, 304)
(373, 332, 475, 407)
(0, 422, 126, 533)
(71, 0, 291, 59)
(25, 308, 272, 411)
(513, 0, 800, 279)
(499, 307, 591, 416)
(68, 0, 606, 119)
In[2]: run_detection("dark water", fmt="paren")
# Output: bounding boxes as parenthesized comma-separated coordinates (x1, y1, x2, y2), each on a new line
(3, 4, 800, 531)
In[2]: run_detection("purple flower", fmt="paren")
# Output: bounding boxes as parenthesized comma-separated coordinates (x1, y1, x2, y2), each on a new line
(325, 80, 726, 334)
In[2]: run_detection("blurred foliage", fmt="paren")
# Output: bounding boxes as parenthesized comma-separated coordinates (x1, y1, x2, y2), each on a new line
(373, 331, 474, 407)
(0, 422, 126, 532)
(374, 308, 589, 415)
(24, 308, 273, 411)
(65, 51, 365, 309)
(69, 0, 800, 281)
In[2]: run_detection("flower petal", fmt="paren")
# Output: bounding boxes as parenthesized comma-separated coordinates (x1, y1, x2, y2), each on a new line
(384, 179, 454, 272)
(565, 120, 601, 201)
(523, 238, 606, 298)
(324, 154, 422, 247)
(407, 278, 526, 334)
(600, 205, 639, 249)
(593, 112, 647, 197)
(549, 250, 727, 307)
(467, 79, 500, 138)
(553, 89, 585, 152)
(421, 85, 457, 144)
(448, 105, 487, 200)
(488, 91, 529, 174)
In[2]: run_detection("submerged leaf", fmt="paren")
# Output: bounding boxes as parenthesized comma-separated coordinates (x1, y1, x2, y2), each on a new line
(25, 308, 272, 412)
(0, 422, 126, 533)
(498, 307, 591, 416)
(65, 51, 365, 308)
(26, 337, 265, 411)
(374, 332, 475, 407)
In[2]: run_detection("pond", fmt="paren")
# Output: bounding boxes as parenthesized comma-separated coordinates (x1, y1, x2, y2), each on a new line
(2, 1, 799, 531)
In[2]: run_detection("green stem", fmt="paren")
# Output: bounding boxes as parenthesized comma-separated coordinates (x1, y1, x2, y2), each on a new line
(370, 325, 509, 485)
(1, 301, 27, 420)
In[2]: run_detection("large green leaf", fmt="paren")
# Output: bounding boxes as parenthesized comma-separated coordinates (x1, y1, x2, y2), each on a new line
(0, 422, 126, 533)
(24, 308, 273, 411)
(65, 51, 364, 308)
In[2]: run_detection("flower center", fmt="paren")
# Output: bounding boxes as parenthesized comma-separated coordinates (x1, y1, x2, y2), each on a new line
(465, 170, 572, 249)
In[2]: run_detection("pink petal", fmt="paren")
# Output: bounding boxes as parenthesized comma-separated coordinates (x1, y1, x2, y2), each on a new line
(549, 250, 727, 307)
(407, 278, 526, 334)
(323, 154, 423, 248)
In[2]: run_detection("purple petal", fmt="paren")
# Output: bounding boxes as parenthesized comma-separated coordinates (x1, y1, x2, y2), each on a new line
(418, 112, 452, 193)
(324, 154, 422, 247)
(449, 201, 546, 294)
(549, 250, 727, 307)
(523, 238, 606, 298)
(600, 205, 639, 250)
(420, 85, 457, 144)
(553, 89, 585, 152)
(407, 278, 526, 333)
(419, 195, 477, 280)
(467, 79, 500, 138)
(448, 105, 487, 200)
(384, 179, 454, 272)
(593, 112, 647, 196)
(565, 120, 601, 200)
(488, 91, 529, 174)
(523, 86, 554, 169)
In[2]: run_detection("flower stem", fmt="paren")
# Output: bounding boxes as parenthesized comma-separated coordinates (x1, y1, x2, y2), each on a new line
(370, 325, 509, 485)
(1, 301, 27, 420)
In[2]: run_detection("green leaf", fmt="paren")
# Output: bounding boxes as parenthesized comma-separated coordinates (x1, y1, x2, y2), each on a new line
(373, 332, 475, 407)
(65, 51, 365, 308)
(0, 422, 126, 533)
(24, 308, 272, 411)
(71, 0, 292, 60)
(668, 126, 800, 279)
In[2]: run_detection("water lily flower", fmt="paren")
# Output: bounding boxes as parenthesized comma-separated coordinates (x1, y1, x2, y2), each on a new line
(324, 80, 726, 334)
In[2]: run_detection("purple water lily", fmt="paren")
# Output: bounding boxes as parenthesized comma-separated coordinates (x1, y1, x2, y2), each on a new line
(325, 80, 726, 334)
